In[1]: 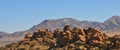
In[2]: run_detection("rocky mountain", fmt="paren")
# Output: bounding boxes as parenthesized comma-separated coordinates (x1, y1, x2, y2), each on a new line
(10, 18, 101, 38)
(1, 16, 120, 47)
(96, 15, 120, 31)
(0, 31, 10, 38)
(30, 18, 101, 32)
(5, 15, 120, 38)
(0, 25, 120, 50)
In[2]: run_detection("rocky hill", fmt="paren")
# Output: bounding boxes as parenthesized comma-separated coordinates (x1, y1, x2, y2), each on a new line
(1, 16, 120, 47)
(0, 25, 120, 50)
(11, 16, 120, 38)
(96, 15, 120, 31)
(30, 18, 101, 32)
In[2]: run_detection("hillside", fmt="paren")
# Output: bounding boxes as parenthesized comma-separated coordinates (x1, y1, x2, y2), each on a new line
(30, 18, 101, 32)
(96, 15, 120, 30)
(1, 16, 120, 47)
(0, 31, 9, 38)
(0, 25, 120, 50)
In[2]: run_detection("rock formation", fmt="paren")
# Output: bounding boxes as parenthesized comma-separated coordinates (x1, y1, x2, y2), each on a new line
(0, 25, 120, 50)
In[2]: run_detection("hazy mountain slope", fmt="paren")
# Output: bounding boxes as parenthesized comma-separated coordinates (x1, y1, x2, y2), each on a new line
(30, 18, 101, 32)
(0, 31, 10, 38)
(1, 16, 120, 46)
(96, 15, 120, 30)
(1, 25, 120, 50)
(103, 28, 120, 36)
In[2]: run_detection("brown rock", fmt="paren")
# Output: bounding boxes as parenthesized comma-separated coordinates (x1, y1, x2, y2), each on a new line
(63, 31, 72, 36)
(72, 27, 79, 33)
(78, 35, 86, 42)
(89, 40, 99, 46)
(63, 25, 71, 32)
(78, 29, 85, 35)
(75, 45, 86, 50)
(53, 29, 63, 38)
(87, 27, 101, 34)
(57, 36, 69, 47)
(23, 33, 32, 41)
(68, 43, 75, 48)
(89, 40, 104, 46)
(24, 33, 32, 39)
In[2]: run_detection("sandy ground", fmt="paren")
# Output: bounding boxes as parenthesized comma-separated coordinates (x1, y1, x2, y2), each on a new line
(0, 37, 24, 47)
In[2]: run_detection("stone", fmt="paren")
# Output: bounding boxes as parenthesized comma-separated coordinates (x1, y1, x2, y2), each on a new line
(63, 25, 71, 32)
(72, 27, 79, 33)
(78, 29, 85, 36)
(24, 33, 32, 40)
(78, 35, 86, 42)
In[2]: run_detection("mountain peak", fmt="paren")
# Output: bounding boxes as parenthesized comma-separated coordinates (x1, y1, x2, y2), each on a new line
(96, 15, 120, 30)
(30, 18, 101, 32)
(109, 15, 120, 20)
(107, 15, 120, 22)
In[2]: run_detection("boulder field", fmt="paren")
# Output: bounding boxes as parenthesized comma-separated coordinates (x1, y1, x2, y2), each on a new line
(0, 25, 120, 50)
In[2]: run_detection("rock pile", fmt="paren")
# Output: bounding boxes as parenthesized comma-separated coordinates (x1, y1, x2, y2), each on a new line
(0, 25, 120, 50)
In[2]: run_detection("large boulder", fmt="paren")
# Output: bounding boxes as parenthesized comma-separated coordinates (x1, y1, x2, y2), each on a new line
(63, 25, 71, 32)
(78, 29, 85, 36)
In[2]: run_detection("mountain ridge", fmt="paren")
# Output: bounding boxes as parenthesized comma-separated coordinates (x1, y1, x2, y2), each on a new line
(1, 15, 120, 46)
(1, 25, 120, 50)
(0, 31, 10, 38)
(96, 15, 120, 30)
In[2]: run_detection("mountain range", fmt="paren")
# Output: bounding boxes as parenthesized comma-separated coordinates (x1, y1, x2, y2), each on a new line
(0, 15, 120, 46)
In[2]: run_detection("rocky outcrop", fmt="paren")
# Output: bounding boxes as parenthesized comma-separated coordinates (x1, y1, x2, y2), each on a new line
(0, 25, 120, 50)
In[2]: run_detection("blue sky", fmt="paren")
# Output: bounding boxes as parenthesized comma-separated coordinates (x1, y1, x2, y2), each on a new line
(0, 0, 120, 33)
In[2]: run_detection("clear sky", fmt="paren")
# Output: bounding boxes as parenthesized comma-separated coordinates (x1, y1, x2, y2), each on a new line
(0, 0, 120, 33)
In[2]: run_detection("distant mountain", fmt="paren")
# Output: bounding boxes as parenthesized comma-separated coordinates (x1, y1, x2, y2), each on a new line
(1, 25, 120, 50)
(3, 16, 120, 38)
(11, 18, 101, 38)
(0, 31, 9, 38)
(96, 15, 120, 31)
(1, 16, 120, 46)
(30, 18, 101, 32)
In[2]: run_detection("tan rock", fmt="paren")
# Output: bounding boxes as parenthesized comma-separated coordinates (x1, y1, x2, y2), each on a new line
(88, 27, 101, 34)
(72, 27, 79, 33)
(78, 29, 85, 35)
(68, 43, 75, 48)
(78, 35, 86, 42)
(63, 25, 71, 32)
(65, 31, 72, 35)
(24, 33, 32, 39)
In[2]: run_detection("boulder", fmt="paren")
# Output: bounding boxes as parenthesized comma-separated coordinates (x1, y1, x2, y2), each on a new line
(78, 29, 85, 36)
(24, 33, 32, 40)
(63, 25, 71, 32)
(78, 35, 86, 42)
(72, 27, 79, 33)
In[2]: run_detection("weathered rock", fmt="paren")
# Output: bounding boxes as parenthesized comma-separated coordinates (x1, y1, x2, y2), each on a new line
(1, 25, 120, 50)
(24, 33, 32, 40)
(78, 29, 85, 36)
(72, 27, 79, 33)
(68, 43, 75, 48)
(78, 35, 86, 42)
(63, 25, 71, 32)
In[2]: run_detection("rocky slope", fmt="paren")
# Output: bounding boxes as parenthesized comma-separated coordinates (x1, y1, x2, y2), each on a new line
(0, 25, 120, 50)
(96, 15, 120, 31)
(30, 18, 101, 32)
(1, 15, 120, 47)
(11, 16, 120, 38)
